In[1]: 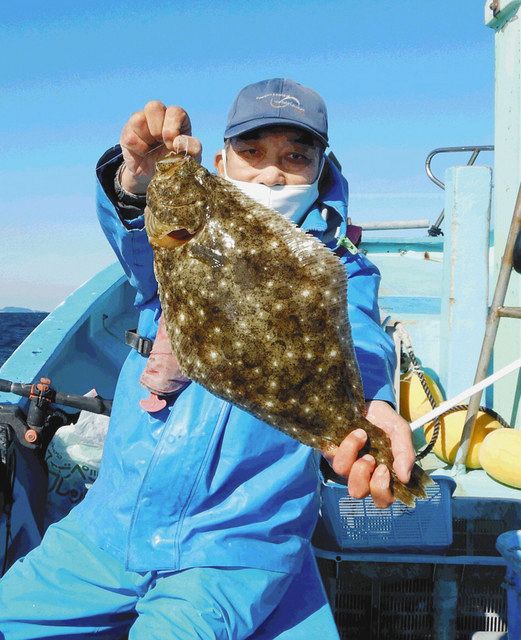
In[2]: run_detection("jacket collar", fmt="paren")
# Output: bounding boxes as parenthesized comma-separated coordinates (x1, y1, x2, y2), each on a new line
(300, 156, 348, 239)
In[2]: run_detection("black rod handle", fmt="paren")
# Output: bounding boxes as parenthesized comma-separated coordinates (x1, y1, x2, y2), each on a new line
(0, 378, 111, 416)
(53, 392, 112, 416)
(0, 380, 32, 398)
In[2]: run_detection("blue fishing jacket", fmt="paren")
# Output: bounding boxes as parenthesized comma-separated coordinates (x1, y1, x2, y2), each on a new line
(72, 146, 396, 574)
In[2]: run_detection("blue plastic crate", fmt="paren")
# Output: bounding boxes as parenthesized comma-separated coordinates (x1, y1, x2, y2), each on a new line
(496, 530, 521, 639)
(319, 474, 456, 551)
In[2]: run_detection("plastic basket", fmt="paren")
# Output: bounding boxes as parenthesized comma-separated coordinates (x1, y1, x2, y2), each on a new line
(496, 530, 521, 640)
(319, 473, 456, 551)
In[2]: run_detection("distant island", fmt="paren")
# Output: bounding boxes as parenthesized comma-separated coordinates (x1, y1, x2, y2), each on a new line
(0, 307, 47, 314)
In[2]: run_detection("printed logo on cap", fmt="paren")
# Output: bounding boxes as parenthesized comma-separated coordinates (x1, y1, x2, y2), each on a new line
(256, 93, 305, 112)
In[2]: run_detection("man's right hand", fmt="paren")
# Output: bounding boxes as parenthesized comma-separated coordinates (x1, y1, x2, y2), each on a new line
(119, 101, 203, 195)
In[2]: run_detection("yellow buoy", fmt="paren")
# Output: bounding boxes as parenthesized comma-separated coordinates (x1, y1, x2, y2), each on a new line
(400, 371, 444, 422)
(479, 428, 521, 488)
(423, 409, 502, 469)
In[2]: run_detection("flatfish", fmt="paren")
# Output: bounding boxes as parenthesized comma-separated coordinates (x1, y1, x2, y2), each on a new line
(144, 153, 431, 505)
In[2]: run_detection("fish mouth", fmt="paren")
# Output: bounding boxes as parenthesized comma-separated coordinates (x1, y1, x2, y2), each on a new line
(167, 228, 194, 241)
(145, 203, 203, 248)
(151, 223, 204, 248)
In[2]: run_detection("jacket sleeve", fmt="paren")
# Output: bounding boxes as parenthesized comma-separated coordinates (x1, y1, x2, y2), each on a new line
(318, 160, 397, 406)
(342, 250, 397, 406)
(95, 146, 158, 307)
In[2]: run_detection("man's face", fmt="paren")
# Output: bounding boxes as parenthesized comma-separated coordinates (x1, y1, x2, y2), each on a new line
(214, 126, 323, 186)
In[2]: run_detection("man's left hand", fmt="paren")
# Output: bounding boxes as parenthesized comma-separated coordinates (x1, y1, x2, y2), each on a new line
(321, 400, 415, 508)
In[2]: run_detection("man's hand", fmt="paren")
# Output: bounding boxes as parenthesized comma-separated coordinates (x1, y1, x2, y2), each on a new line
(119, 101, 203, 195)
(321, 400, 415, 508)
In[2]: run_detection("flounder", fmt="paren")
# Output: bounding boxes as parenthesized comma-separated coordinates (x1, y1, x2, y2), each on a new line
(144, 153, 431, 506)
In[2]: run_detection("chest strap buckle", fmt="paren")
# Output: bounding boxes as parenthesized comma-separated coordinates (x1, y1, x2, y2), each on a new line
(125, 329, 153, 357)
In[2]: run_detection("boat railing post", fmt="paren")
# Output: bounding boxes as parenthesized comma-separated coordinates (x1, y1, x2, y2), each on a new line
(439, 166, 492, 407)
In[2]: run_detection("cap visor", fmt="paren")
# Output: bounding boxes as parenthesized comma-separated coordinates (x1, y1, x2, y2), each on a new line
(224, 117, 328, 147)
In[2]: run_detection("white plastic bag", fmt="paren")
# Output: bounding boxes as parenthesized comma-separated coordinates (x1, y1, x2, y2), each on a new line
(44, 392, 109, 527)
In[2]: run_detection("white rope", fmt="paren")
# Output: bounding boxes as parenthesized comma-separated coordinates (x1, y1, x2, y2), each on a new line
(409, 356, 521, 431)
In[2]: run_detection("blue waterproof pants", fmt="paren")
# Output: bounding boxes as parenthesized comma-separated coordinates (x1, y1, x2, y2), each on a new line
(0, 513, 293, 639)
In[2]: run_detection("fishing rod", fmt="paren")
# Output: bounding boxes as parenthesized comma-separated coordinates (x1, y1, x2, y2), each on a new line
(0, 378, 112, 416)
(0, 376, 112, 449)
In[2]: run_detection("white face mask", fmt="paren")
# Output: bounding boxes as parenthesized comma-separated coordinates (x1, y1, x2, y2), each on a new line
(221, 147, 324, 224)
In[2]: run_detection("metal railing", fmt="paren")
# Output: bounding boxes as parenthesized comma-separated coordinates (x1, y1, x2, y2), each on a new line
(359, 219, 430, 231)
(354, 145, 493, 235)
(425, 145, 494, 236)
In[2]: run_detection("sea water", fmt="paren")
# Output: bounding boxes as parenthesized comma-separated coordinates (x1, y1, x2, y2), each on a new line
(0, 312, 48, 367)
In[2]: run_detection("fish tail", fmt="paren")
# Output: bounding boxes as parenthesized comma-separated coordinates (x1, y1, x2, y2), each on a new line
(353, 415, 435, 507)
(392, 463, 435, 508)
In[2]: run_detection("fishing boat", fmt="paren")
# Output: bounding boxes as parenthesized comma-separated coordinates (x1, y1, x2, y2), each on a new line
(2, 3, 521, 638)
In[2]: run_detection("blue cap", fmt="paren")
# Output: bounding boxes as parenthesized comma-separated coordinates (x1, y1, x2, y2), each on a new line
(224, 78, 329, 147)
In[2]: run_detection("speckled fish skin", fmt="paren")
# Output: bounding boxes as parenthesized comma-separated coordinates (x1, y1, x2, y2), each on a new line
(145, 153, 432, 506)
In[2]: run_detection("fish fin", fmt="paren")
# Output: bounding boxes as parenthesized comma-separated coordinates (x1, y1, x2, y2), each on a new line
(392, 463, 435, 507)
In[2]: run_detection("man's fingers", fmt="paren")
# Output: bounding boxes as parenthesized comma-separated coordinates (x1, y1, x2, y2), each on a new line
(365, 400, 415, 485)
(347, 454, 376, 499)
(162, 106, 192, 148)
(393, 451, 414, 484)
(388, 421, 415, 484)
(330, 429, 367, 477)
(118, 101, 199, 190)
(171, 135, 203, 162)
(127, 111, 157, 147)
(369, 464, 394, 508)
(144, 100, 167, 141)
(120, 123, 154, 159)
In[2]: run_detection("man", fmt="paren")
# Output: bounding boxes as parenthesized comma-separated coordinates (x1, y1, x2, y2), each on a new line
(0, 78, 415, 638)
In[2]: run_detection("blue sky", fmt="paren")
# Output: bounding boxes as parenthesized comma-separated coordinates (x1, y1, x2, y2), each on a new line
(2, 1, 494, 310)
